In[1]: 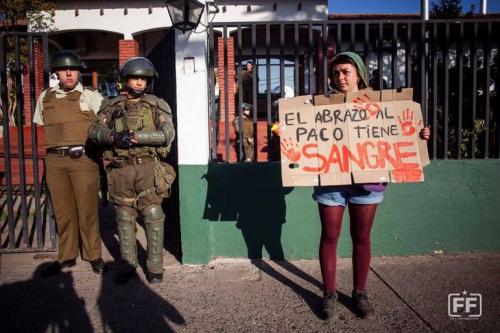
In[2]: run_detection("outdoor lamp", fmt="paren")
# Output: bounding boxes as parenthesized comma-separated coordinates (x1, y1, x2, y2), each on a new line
(165, 0, 205, 33)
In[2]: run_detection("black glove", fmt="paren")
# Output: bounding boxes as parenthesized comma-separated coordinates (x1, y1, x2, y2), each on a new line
(112, 130, 134, 148)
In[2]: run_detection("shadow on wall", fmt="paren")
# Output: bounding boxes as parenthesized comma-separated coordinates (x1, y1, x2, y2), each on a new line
(203, 162, 293, 260)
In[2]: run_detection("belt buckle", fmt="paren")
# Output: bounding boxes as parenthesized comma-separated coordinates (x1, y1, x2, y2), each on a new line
(137, 157, 143, 164)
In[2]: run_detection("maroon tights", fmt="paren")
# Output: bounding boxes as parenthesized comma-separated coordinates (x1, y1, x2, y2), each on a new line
(318, 203, 378, 294)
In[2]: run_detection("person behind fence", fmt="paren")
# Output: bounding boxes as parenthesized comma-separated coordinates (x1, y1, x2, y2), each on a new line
(88, 57, 175, 284)
(242, 61, 254, 104)
(314, 52, 431, 321)
(234, 61, 255, 162)
(233, 102, 254, 162)
(33, 50, 105, 276)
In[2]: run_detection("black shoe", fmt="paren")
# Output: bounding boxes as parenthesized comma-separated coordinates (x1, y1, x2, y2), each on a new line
(90, 258, 106, 274)
(146, 271, 163, 284)
(114, 269, 137, 285)
(352, 290, 375, 319)
(41, 259, 76, 277)
(322, 292, 337, 321)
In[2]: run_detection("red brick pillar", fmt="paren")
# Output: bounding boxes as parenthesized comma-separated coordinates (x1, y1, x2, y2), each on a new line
(119, 39, 139, 65)
(217, 37, 235, 123)
(22, 42, 44, 125)
(216, 36, 237, 161)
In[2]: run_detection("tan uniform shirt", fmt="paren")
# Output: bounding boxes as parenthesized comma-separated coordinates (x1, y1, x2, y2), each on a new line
(33, 83, 103, 125)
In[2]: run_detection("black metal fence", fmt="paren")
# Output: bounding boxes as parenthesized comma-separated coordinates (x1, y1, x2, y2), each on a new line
(0, 32, 56, 252)
(208, 19, 500, 162)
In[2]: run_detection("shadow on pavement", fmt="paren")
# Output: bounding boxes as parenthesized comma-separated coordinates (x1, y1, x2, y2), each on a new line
(251, 259, 357, 319)
(336, 291, 356, 315)
(251, 259, 325, 319)
(273, 260, 323, 290)
(97, 268, 185, 332)
(0, 263, 93, 333)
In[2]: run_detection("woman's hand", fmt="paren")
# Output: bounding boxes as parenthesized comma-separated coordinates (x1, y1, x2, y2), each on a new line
(420, 126, 431, 140)
(271, 122, 281, 136)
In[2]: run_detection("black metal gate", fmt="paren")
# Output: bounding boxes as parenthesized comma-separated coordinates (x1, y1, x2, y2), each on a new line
(0, 32, 56, 252)
(147, 29, 182, 260)
(209, 19, 500, 163)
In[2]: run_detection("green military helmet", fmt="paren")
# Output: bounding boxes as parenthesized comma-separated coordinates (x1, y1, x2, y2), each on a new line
(51, 50, 83, 71)
(241, 103, 253, 112)
(120, 57, 159, 79)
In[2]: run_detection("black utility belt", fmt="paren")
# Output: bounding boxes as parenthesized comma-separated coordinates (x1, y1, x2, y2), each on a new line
(46, 145, 85, 159)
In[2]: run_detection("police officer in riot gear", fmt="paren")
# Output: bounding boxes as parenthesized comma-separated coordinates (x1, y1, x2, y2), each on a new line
(34, 50, 105, 276)
(89, 57, 175, 284)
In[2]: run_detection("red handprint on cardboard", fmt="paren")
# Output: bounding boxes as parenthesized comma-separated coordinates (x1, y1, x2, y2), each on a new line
(353, 94, 382, 119)
(398, 108, 422, 136)
(280, 137, 301, 162)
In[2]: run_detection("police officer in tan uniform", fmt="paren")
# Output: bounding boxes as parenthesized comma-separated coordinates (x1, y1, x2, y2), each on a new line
(89, 57, 175, 284)
(234, 61, 255, 162)
(34, 50, 105, 276)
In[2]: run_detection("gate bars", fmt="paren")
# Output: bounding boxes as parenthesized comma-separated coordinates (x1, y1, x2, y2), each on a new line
(208, 19, 500, 163)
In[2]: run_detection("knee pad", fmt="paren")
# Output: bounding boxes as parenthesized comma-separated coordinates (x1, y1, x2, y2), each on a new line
(115, 206, 138, 267)
(142, 204, 165, 223)
(115, 206, 136, 224)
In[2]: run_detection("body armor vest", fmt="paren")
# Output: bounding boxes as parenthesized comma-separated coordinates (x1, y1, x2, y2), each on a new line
(42, 90, 96, 148)
(108, 95, 167, 158)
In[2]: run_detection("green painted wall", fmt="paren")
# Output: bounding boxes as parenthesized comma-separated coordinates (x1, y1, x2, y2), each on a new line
(179, 160, 500, 264)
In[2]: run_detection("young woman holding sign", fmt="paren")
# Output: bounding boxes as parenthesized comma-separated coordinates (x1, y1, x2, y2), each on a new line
(315, 51, 431, 321)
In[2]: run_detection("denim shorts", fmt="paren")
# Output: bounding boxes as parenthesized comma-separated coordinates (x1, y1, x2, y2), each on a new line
(312, 184, 384, 207)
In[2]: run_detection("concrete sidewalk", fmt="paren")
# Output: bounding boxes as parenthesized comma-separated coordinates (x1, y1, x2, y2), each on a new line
(1, 250, 499, 333)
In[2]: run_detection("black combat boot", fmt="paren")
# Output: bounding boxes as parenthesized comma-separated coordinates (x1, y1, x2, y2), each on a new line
(90, 258, 106, 274)
(322, 291, 337, 321)
(352, 290, 375, 319)
(146, 271, 163, 284)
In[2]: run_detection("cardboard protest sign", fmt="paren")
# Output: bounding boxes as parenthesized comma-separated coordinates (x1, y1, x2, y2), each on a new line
(279, 95, 319, 186)
(278, 89, 429, 187)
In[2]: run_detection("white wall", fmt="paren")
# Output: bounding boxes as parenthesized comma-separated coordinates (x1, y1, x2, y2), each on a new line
(210, 0, 327, 22)
(51, 0, 172, 38)
(175, 30, 210, 165)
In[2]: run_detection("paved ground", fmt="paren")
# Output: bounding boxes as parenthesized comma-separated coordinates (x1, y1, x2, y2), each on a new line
(1, 247, 499, 333)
